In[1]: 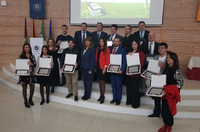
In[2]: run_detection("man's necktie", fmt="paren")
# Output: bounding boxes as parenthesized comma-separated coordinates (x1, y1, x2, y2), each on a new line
(112, 47, 117, 54)
(140, 31, 143, 39)
(82, 32, 85, 43)
(149, 43, 152, 54)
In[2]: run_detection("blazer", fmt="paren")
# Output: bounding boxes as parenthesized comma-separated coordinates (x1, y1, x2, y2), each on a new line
(95, 47, 110, 70)
(110, 46, 127, 72)
(91, 31, 108, 48)
(107, 34, 123, 46)
(141, 41, 159, 55)
(74, 30, 91, 51)
(133, 30, 150, 43)
(153, 55, 167, 74)
(81, 47, 96, 71)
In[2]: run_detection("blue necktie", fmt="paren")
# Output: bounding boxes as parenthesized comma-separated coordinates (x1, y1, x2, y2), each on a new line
(97, 33, 100, 45)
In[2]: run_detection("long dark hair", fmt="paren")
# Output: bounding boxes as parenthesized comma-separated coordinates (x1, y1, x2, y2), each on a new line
(40, 45, 50, 57)
(97, 38, 107, 54)
(19, 43, 33, 59)
(130, 40, 141, 52)
(166, 52, 180, 69)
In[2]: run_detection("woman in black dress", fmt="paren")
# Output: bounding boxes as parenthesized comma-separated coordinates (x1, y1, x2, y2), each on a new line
(36, 46, 53, 105)
(158, 52, 183, 132)
(95, 38, 110, 104)
(47, 38, 60, 93)
(122, 25, 134, 53)
(19, 43, 36, 108)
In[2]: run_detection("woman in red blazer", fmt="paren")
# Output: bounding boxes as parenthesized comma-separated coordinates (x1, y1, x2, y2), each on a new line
(95, 38, 110, 104)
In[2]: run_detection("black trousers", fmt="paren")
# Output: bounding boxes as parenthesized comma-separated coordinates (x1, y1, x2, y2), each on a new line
(126, 77, 141, 108)
(152, 97, 161, 116)
(162, 99, 174, 126)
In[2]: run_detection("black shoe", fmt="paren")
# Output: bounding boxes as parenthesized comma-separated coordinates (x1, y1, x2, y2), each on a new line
(97, 96, 101, 101)
(78, 77, 82, 80)
(81, 95, 86, 100)
(140, 92, 145, 97)
(46, 98, 49, 104)
(40, 99, 45, 105)
(66, 93, 73, 98)
(29, 98, 34, 106)
(110, 100, 117, 104)
(74, 96, 79, 101)
(51, 88, 54, 93)
(60, 82, 66, 86)
(100, 96, 105, 104)
(148, 114, 159, 118)
(24, 99, 30, 108)
(82, 96, 90, 100)
(126, 102, 131, 105)
(116, 101, 121, 105)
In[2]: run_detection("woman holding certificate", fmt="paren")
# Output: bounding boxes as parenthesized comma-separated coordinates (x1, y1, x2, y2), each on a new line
(18, 43, 36, 108)
(36, 46, 53, 105)
(47, 38, 60, 93)
(81, 37, 96, 100)
(126, 41, 145, 108)
(95, 38, 110, 104)
(158, 52, 183, 132)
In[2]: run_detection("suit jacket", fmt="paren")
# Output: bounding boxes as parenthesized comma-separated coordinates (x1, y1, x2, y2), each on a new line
(107, 34, 123, 46)
(74, 30, 91, 51)
(91, 31, 108, 48)
(81, 47, 96, 71)
(133, 30, 150, 43)
(95, 47, 110, 70)
(141, 41, 159, 55)
(153, 55, 167, 74)
(110, 47, 127, 72)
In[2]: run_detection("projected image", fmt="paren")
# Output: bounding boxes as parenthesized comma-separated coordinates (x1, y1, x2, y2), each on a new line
(81, 0, 151, 18)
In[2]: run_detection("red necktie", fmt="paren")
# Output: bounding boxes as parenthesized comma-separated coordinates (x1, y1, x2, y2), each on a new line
(112, 47, 116, 54)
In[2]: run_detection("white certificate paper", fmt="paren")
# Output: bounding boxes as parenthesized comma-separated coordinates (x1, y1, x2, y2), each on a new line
(15, 59, 30, 76)
(39, 58, 51, 68)
(147, 59, 160, 73)
(107, 41, 113, 47)
(126, 53, 141, 75)
(107, 54, 122, 73)
(63, 54, 77, 73)
(58, 41, 68, 53)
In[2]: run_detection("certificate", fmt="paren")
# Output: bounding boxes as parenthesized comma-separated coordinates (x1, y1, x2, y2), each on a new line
(14, 59, 30, 76)
(107, 54, 121, 73)
(144, 54, 155, 65)
(141, 70, 157, 79)
(58, 41, 68, 53)
(146, 75, 166, 97)
(37, 58, 51, 76)
(63, 54, 77, 73)
(107, 41, 113, 47)
(126, 53, 141, 75)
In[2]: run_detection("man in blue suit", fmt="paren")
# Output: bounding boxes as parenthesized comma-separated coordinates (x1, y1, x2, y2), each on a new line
(74, 22, 91, 80)
(109, 37, 127, 105)
(91, 22, 108, 48)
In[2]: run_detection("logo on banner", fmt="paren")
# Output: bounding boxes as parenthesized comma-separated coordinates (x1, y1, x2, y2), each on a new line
(33, 45, 40, 53)
(33, 3, 42, 11)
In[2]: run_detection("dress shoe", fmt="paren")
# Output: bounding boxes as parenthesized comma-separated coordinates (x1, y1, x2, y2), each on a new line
(46, 98, 49, 103)
(158, 123, 168, 132)
(100, 96, 105, 104)
(126, 102, 131, 105)
(97, 96, 101, 101)
(116, 101, 121, 105)
(165, 126, 172, 132)
(82, 96, 90, 100)
(66, 93, 73, 98)
(81, 95, 86, 100)
(148, 114, 159, 118)
(40, 99, 45, 105)
(24, 99, 30, 108)
(29, 98, 34, 106)
(60, 82, 66, 86)
(51, 88, 54, 93)
(110, 100, 117, 104)
(74, 96, 79, 101)
(140, 92, 145, 97)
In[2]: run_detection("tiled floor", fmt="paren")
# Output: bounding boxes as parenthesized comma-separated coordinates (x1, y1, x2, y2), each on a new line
(0, 82, 200, 132)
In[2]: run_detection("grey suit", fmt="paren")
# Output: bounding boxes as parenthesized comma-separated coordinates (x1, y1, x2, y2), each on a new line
(107, 34, 123, 46)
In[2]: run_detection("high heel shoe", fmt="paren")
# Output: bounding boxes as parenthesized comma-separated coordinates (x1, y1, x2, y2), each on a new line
(24, 99, 30, 108)
(100, 96, 105, 104)
(29, 98, 34, 106)
(51, 88, 54, 93)
(40, 99, 45, 105)
(97, 96, 101, 101)
(158, 123, 168, 132)
(165, 126, 172, 132)
(46, 98, 49, 104)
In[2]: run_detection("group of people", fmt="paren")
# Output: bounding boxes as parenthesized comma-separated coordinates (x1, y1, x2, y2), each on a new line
(18, 21, 183, 132)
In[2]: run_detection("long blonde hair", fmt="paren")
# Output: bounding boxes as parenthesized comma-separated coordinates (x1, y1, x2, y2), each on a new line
(47, 38, 57, 51)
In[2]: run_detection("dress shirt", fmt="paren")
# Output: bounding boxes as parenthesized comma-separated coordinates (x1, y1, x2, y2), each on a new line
(148, 41, 155, 54)
(109, 33, 116, 40)
(112, 46, 119, 54)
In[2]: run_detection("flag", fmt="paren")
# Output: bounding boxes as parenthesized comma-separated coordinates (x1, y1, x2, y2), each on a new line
(41, 20, 45, 40)
(49, 19, 52, 38)
(24, 18, 28, 44)
(32, 19, 35, 37)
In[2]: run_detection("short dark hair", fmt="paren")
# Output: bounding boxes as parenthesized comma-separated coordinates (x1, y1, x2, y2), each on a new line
(81, 22, 87, 27)
(97, 22, 103, 28)
(159, 42, 168, 49)
(111, 24, 118, 30)
(62, 25, 68, 28)
(114, 37, 121, 42)
(138, 21, 146, 25)
(68, 39, 75, 44)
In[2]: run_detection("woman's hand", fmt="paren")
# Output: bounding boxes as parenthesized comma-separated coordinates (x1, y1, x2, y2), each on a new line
(158, 62, 165, 69)
(89, 71, 92, 74)
(102, 69, 106, 74)
(75, 63, 78, 69)
(27, 61, 33, 66)
(157, 73, 161, 75)
(50, 63, 53, 67)
(61, 68, 63, 73)
(162, 90, 166, 96)
(94, 69, 96, 72)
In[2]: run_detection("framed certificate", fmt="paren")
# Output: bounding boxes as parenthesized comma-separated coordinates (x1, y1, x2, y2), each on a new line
(14, 59, 30, 76)
(141, 70, 157, 79)
(146, 75, 166, 97)
(127, 65, 140, 74)
(36, 58, 51, 76)
(107, 54, 122, 73)
(107, 41, 113, 47)
(126, 53, 141, 75)
(63, 54, 77, 73)
(144, 54, 155, 65)
(58, 41, 68, 53)
(38, 68, 51, 75)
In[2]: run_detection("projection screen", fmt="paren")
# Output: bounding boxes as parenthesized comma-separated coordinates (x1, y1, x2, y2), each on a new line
(70, 0, 165, 26)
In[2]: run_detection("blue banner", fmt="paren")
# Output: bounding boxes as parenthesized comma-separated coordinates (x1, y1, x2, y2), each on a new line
(29, 0, 45, 18)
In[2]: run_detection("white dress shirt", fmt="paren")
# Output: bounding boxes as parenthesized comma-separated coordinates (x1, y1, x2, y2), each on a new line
(148, 41, 155, 54)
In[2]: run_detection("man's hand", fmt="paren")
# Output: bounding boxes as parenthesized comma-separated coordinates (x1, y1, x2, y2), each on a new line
(57, 40, 62, 45)
(117, 70, 122, 74)
(89, 71, 92, 74)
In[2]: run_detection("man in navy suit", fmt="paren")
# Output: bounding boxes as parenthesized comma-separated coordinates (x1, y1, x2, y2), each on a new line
(91, 22, 108, 48)
(107, 24, 123, 46)
(74, 22, 91, 80)
(109, 37, 127, 105)
(133, 21, 150, 45)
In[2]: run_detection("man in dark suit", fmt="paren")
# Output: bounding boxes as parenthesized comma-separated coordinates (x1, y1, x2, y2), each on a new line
(133, 21, 150, 44)
(107, 24, 123, 46)
(91, 22, 108, 48)
(74, 22, 91, 80)
(109, 37, 126, 106)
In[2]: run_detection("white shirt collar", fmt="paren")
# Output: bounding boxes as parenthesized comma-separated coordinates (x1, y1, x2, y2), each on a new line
(62, 34, 68, 36)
